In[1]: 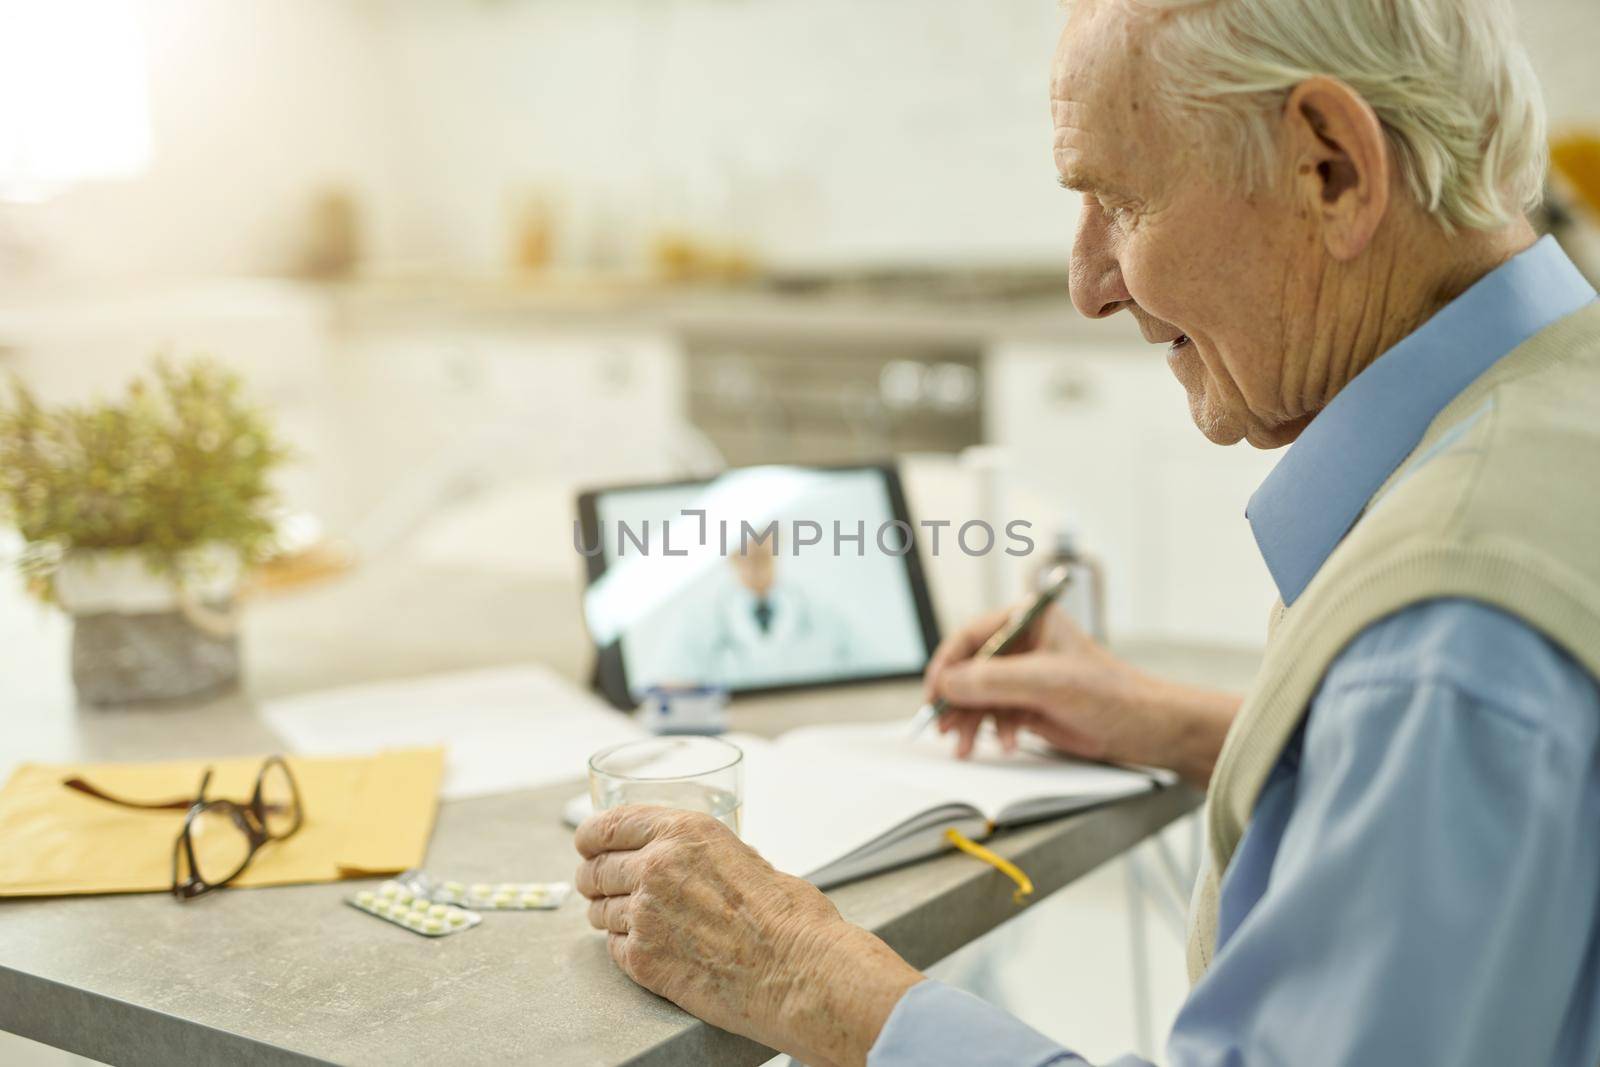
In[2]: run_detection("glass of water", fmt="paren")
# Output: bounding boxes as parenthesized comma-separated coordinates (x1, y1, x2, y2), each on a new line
(588, 736, 744, 836)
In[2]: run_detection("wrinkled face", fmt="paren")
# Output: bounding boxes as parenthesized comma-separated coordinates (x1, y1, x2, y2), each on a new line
(730, 538, 776, 596)
(1055, 1, 1322, 447)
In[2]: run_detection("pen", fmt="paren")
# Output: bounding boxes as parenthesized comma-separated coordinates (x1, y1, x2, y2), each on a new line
(906, 563, 1076, 740)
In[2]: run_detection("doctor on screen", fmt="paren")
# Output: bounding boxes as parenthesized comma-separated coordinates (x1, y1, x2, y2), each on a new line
(671, 535, 854, 688)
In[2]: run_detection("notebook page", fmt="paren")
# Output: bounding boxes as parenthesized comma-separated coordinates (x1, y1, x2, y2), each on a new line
(773, 722, 1154, 823)
(730, 733, 971, 879)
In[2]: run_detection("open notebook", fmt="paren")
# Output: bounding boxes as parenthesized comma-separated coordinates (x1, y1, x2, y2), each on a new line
(734, 722, 1165, 889)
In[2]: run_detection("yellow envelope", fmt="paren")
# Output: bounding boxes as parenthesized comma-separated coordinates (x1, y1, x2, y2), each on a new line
(0, 748, 443, 897)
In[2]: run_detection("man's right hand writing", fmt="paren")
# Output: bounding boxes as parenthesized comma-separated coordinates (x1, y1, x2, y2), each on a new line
(923, 603, 1241, 788)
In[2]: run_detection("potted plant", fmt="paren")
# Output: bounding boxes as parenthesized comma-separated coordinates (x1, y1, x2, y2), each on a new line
(0, 358, 288, 705)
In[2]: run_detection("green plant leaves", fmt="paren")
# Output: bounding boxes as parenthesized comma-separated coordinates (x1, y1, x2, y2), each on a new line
(0, 357, 290, 588)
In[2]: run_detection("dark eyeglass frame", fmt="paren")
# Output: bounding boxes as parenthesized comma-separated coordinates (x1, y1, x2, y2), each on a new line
(62, 755, 305, 900)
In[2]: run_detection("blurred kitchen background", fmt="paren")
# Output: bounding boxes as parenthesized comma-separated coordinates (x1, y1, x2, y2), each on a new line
(2, 0, 1599, 1063)
(5, 0, 1600, 647)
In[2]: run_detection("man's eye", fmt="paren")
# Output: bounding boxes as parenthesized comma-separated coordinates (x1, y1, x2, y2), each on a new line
(1097, 197, 1136, 229)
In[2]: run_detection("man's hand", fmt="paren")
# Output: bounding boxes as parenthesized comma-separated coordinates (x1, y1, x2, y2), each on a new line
(925, 603, 1240, 788)
(575, 805, 922, 1067)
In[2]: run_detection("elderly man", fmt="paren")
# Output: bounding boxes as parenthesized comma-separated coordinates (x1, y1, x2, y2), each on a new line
(576, 0, 1600, 1063)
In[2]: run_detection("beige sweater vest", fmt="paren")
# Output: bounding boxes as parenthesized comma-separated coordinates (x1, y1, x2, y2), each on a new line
(1188, 300, 1600, 982)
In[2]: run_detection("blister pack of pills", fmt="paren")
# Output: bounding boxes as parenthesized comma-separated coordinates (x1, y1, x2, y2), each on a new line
(348, 880, 482, 938)
(400, 869, 572, 911)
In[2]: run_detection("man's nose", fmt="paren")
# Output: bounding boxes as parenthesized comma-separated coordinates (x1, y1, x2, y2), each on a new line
(1068, 201, 1132, 319)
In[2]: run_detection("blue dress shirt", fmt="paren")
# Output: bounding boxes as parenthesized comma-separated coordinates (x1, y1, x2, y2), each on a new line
(869, 237, 1600, 1066)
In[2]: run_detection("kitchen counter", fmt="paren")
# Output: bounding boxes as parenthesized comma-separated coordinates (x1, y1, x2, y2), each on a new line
(319, 274, 1139, 348)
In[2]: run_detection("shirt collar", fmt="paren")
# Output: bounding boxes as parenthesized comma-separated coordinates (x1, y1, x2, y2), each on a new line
(1246, 236, 1597, 605)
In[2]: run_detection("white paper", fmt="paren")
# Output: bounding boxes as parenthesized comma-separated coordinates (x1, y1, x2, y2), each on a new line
(262, 665, 644, 799)
(733, 733, 955, 879)
(737, 723, 1156, 880)
(775, 722, 1158, 819)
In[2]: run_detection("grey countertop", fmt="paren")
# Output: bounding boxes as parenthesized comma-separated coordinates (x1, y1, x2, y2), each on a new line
(0, 563, 1260, 1066)
(0, 692, 1201, 1067)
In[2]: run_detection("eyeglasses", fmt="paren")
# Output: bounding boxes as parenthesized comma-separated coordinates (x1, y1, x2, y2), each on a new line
(63, 756, 305, 900)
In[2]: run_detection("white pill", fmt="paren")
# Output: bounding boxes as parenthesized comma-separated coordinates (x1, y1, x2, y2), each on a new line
(519, 892, 545, 907)
(448, 912, 467, 926)
(427, 904, 447, 918)
(470, 883, 492, 896)
(355, 890, 376, 906)
(444, 880, 466, 893)
(378, 882, 399, 897)
(423, 918, 444, 933)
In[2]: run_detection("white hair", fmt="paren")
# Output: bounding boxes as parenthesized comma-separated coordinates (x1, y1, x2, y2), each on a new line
(1131, 0, 1548, 231)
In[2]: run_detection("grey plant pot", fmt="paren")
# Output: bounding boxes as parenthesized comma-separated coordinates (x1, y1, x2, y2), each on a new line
(70, 602, 241, 706)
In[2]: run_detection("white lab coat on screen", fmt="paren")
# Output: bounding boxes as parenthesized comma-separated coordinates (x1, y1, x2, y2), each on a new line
(669, 582, 854, 689)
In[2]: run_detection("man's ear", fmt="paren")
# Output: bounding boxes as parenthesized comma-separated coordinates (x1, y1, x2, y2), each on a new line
(1282, 76, 1391, 261)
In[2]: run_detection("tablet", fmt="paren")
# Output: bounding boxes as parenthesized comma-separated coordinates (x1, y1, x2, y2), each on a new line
(576, 464, 941, 708)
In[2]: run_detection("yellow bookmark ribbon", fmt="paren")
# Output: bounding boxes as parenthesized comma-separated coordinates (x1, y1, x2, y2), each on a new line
(944, 827, 1034, 905)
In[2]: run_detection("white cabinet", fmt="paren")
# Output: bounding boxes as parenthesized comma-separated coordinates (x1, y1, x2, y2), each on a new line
(324, 322, 689, 537)
(0, 283, 693, 563)
(985, 340, 1281, 647)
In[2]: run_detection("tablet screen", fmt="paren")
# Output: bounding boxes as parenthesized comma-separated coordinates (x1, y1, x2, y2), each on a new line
(579, 465, 938, 703)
